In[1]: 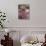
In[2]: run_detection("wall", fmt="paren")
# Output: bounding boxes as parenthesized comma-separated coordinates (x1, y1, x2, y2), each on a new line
(0, 0, 46, 27)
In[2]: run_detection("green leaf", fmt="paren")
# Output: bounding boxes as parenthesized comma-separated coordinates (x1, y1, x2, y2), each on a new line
(1, 25, 3, 28)
(0, 12, 2, 13)
(3, 16, 6, 17)
(0, 21, 1, 23)
(1, 15, 2, 16)
(4, 13, 5, 15)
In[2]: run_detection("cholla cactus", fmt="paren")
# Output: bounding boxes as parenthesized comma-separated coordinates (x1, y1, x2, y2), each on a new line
(0, 10, 6, 28)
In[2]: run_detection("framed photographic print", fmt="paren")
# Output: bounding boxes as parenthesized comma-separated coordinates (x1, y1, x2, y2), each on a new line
(18, 4, 30, 19)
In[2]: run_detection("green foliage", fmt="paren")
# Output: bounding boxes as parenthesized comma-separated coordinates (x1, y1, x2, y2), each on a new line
(0, 11, 6, 28)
